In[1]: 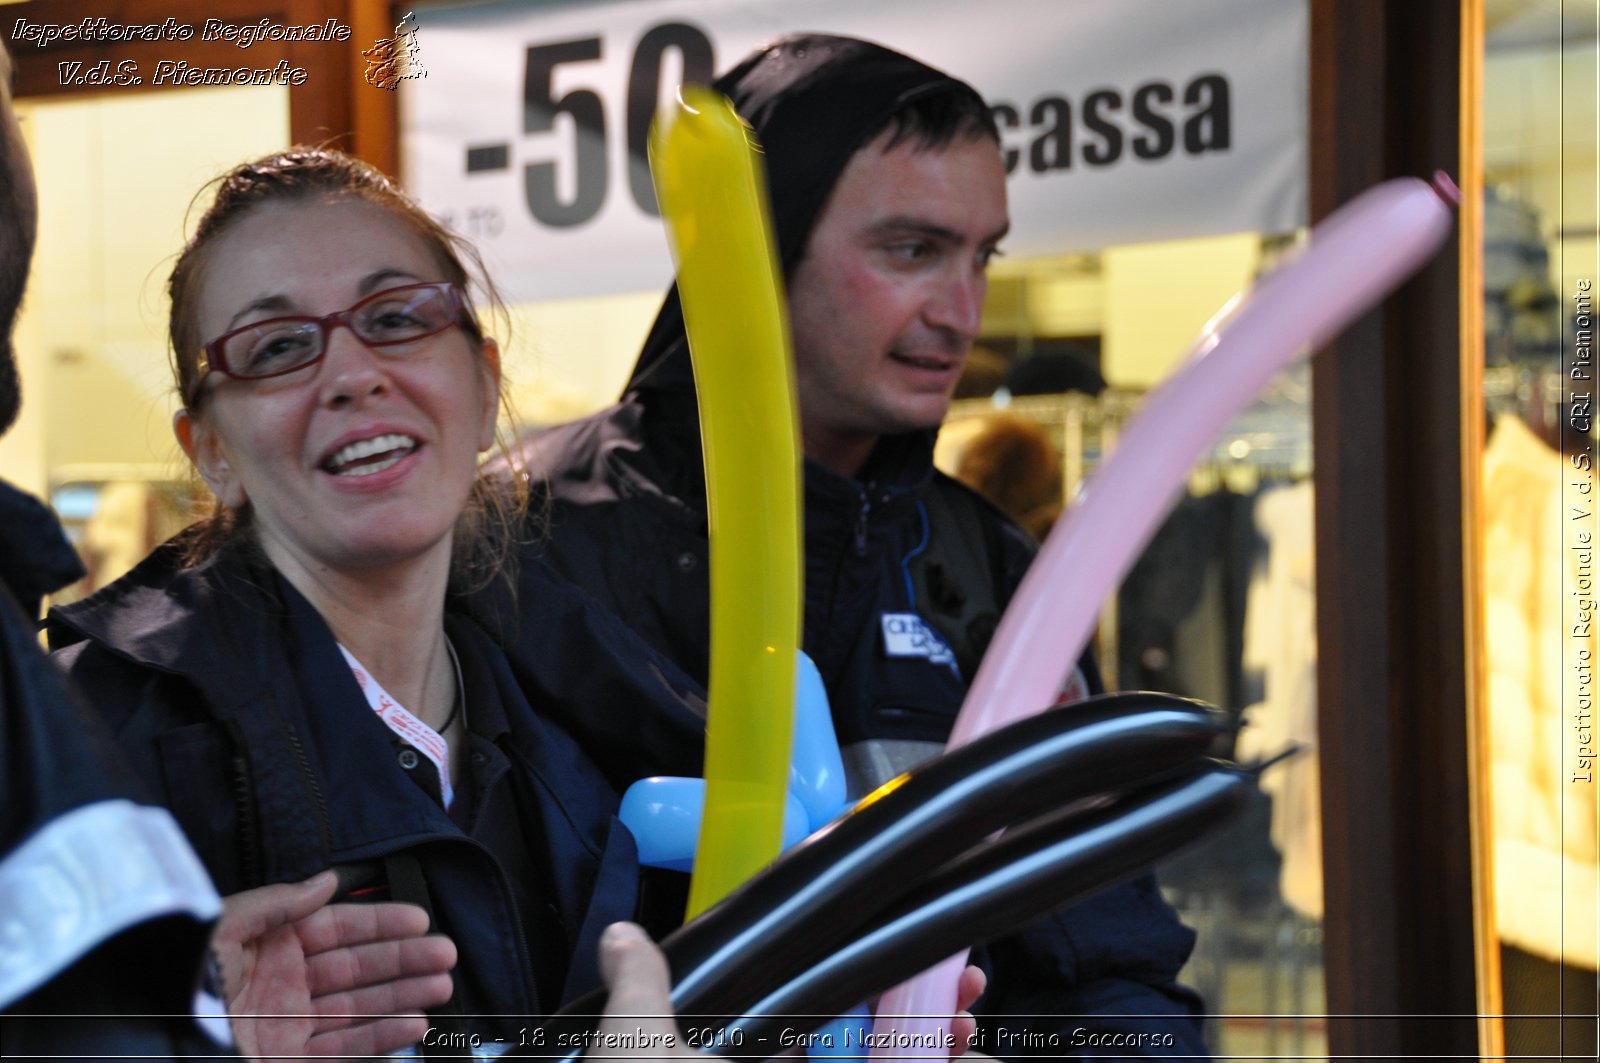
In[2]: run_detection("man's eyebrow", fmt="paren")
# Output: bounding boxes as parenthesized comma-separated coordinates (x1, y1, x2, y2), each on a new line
(865, 218, 1011, 245)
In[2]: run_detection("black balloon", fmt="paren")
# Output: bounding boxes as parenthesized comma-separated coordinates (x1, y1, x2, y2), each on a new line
(534, 693, 1231, 1058)
(710, 764, 1254, 1051)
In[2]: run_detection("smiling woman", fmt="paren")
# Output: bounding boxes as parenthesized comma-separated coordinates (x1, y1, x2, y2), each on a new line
(174, 196, 502, 605)
(42, 148, 701, 1048)
(165, 151, 518, 601)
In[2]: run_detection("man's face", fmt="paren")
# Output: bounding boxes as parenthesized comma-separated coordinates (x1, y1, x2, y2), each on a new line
(787, 129, 1008, 476)
(0, 34, 37, 434)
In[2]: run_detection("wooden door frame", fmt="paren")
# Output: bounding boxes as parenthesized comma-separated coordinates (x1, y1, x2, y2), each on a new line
(6, 0, 398, 173)
(1309, 0, 1485, 1057)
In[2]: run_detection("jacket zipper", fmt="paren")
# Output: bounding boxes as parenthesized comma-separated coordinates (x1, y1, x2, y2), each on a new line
(404, 832, 542, 1019)
(277, 679, 540, 1014)
(281, 715, 337, 858)
(286, 737, 542, 1016)
(853, 485, 872, 556)
(228, 748, 263, 887)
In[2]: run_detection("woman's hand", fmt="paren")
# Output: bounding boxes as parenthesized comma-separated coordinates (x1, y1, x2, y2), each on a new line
(212, 871, 457, 1062)
(595, 923, 991, 1062)
(595, 922, 699, 1060)
(950, 964, 988, 1056)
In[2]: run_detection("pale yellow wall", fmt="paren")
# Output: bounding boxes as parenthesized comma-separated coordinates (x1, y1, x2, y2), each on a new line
(984, 255, 1103, 340)
(979, 232, 1270, 393)
(500, 289, 664, 427)
(0, 86, 288, 497)
(1102, 233, 1263, 388)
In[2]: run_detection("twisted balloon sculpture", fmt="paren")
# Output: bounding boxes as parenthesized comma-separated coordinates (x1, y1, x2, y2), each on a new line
(625, 84, 1456, 1061)
(540, 693, 1242, 1062)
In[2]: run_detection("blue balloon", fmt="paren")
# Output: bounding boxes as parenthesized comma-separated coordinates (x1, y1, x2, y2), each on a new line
(618, 650, 867, 1059)
(621, 777, 809, 873)
(801, 1006, 871, 1063)
(789, 652, 848, 831)
(620, 652, 848, 871)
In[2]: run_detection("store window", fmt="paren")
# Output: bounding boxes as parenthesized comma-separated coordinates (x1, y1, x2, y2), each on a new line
(2, 84, 288, 594)
(1479, 2, 1600, 1057)
(2, 1, 1347, 1054)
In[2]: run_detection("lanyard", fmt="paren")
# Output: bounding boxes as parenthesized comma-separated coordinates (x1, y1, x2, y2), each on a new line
(338, 643, 456, 810)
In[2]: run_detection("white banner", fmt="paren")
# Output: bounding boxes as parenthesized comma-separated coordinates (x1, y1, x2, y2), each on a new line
(403, 0, 1306, 302)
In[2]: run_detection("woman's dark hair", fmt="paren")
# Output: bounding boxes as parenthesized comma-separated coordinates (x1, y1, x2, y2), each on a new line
(168, 147, 525, 594)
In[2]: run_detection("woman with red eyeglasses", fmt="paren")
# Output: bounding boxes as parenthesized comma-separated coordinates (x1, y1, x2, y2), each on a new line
(45, 149, 700, 1053)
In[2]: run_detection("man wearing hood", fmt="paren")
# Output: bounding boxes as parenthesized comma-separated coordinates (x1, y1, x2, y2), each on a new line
(510, 34, 1208, 1057)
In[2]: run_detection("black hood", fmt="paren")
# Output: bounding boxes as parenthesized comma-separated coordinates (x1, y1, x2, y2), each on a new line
(625, 33, 989, 402)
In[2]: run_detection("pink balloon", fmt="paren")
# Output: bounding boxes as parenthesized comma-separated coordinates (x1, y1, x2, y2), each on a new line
(869, 953, 967, 1057)
(871, 175, 1457, 1059)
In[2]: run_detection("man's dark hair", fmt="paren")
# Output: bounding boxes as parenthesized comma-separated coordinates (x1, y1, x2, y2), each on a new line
(713, 34, 998, 274)
(877, 86, 1001, 154)
(0, 124, 34, 435)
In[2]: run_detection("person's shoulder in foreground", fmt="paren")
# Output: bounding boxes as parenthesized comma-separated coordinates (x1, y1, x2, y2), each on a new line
(0, 27, 229, 1054)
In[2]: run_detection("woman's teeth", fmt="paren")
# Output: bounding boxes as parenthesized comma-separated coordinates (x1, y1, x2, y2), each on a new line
(324, 433, 418, 475)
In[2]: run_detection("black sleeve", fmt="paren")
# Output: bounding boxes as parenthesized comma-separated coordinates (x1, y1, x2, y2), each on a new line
(0, 592, 147, 850)
(1, 587, 231, 1058)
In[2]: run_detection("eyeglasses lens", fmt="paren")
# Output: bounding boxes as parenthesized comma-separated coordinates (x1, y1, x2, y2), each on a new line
(223, 286, 458, 380)
(228, 321, 325, 378)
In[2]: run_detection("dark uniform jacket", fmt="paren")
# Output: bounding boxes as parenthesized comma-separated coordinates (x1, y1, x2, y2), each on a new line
(47, 542, 651, 1036)
(520, 384, 1048, 757)
(1, 480, 225, 1057)
(499, 34, 1210, 1059)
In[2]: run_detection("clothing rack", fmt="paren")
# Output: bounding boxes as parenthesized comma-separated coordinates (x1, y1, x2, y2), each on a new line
(944, 385, 1326, 1057)
(946, 373, 1312, 504)
(1483, 362, 1566, 441)
(943, 382, 1313, 689)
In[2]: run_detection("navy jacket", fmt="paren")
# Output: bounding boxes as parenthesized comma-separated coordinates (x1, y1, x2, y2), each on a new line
(48, 543, 649, 1035)
(520, 388, 1061, 754)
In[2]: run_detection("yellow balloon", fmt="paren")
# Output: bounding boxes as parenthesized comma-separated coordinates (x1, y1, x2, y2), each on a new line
(651, 90, 802, 919)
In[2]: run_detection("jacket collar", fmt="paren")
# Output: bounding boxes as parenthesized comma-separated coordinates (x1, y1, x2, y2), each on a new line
(803, 428, 938, 515)
(46, 541, 282, 694)
(608, 332, 941, 513)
